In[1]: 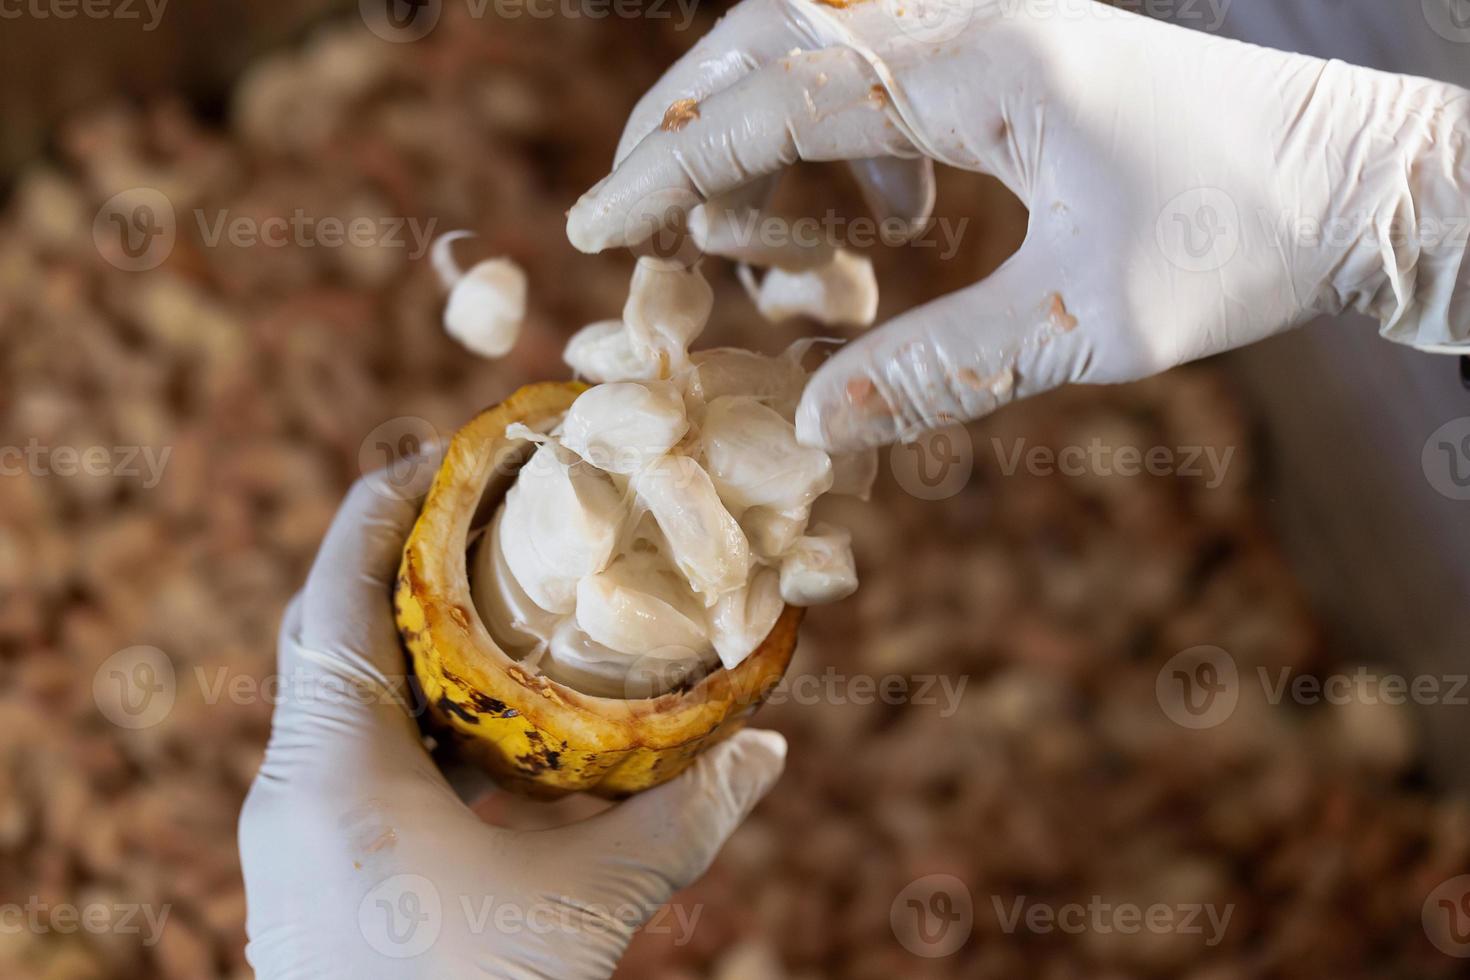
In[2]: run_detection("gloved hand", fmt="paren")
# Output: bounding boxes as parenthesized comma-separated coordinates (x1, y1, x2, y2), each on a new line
(239, 469, 786, 979)
(566, 0, 1470, 452)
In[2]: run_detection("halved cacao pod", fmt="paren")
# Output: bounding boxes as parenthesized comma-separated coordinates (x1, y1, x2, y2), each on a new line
(395, 382, 801, 798)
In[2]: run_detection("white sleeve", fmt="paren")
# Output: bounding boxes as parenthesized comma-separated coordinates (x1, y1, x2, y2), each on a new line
(1173, 0, 1470, 87)
(1167, 0, 1468, 353)
(1164, 3, 1470, 785)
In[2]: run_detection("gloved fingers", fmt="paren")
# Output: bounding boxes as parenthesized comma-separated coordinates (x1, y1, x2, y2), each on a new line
(573, 729, 786, 897)
(846, 156, 937, 242)
(264, 586, 444, 789)
(568, 46, 913, 254)
(613, 0, 811, 164)
(302, 454, 440, 665)
(253, 599, 431, 803)
(795, 247, 1097, 452)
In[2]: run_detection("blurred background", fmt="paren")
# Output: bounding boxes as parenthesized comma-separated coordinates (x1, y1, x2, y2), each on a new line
(1, 1, 1468, 978)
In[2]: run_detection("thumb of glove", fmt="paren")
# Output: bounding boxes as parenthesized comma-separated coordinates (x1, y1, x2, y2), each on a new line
(796, 247, 1107, 453)
(579, 729, 787, 901)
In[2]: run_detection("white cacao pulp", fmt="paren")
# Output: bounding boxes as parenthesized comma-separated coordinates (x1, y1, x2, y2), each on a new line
(471, 257, 864, 697)
(433, 233, 529, 358)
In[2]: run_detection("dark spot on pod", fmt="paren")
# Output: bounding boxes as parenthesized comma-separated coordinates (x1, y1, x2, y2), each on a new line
(464, 691, 518, 717)
(514, 743, 561, 774)
(438, 696, 479, 725)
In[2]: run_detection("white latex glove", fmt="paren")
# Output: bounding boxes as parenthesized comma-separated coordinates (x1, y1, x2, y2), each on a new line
(566, 0, 1470, 452)
(239, 470, 786, 979)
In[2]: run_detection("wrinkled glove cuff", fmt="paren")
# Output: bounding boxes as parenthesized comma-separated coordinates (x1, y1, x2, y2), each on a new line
(1322, 66, 1470, 351)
